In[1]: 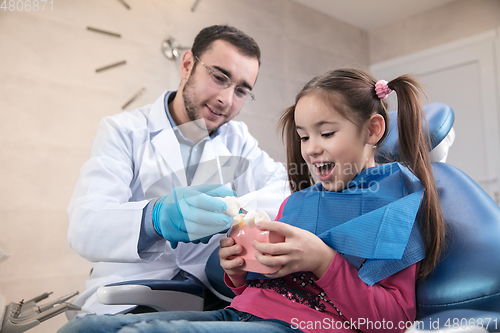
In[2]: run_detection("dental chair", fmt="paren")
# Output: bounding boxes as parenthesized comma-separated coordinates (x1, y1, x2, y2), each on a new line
(96, 103, 500, 332)
(378, 103, 500, 332)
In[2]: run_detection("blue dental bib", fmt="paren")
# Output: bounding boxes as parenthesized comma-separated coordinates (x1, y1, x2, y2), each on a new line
(248, 162, 426, 285)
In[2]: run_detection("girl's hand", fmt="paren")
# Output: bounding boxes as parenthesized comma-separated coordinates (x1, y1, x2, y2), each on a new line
(218, 236, 248, 288)
(253, 221, 336, 279)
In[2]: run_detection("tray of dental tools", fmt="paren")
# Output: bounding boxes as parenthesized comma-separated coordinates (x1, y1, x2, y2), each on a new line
(1, 291, 81, 333)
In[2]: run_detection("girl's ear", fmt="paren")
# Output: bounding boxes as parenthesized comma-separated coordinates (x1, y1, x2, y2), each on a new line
(179, 51, 195, 80)
(367, 114, 385, 145)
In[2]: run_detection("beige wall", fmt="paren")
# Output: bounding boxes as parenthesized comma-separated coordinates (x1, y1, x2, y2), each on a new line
(0, 1, 367, 331)
(369, 0, 500, 64)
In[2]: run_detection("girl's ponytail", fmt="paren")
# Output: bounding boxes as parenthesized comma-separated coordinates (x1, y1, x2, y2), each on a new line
(388, 76, 446, 278)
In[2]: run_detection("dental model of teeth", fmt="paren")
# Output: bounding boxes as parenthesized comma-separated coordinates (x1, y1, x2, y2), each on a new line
(232, 210, 270, 228)
(221, 196, 242, 217)
(221, 196, 271, 228)
(223, 197, 284, 274)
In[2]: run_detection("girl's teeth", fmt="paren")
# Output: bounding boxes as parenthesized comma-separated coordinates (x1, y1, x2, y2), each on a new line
(315, 162, 335, 176)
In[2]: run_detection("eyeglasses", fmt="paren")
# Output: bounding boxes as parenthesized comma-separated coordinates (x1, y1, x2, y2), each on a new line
(195, 56, 255, 103)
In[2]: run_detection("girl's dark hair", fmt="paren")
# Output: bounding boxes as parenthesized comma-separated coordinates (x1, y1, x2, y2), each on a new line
(191, 25, 261, 65)
(278, 68, 445, 279)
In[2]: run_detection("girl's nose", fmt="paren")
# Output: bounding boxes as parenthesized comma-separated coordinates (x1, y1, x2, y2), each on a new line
(305, 138, 323, 157)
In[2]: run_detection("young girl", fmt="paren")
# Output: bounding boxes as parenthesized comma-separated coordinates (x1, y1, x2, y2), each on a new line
(58, 68, 445, 333)
(220, 68, 446, 332)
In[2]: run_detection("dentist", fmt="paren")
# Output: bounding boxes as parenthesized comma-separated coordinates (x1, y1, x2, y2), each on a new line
(67, 25, 289, 316)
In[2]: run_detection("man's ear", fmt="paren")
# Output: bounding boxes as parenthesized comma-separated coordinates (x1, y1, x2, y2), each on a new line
(367, 114, 385, 145)
(179, 51, 195, 80)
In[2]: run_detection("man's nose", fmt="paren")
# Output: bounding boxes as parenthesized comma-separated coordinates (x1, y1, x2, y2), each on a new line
(217, 85, 235, 107)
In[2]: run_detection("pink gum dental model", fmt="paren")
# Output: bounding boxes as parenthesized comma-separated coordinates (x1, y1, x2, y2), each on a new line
(228, 209, 285, 274)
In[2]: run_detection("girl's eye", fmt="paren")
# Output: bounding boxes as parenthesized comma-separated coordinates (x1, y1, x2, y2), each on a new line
(322, 132, 335, 138)
(299, 136, 309, 142)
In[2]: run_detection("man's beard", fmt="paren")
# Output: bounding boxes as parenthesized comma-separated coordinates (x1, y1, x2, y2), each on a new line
(182, 74, 200, 124)
(182, 72, 229, 133)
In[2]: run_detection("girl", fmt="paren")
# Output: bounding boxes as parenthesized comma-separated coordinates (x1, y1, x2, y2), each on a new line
(220, 68, 446, 332)
(58, 68, 445, 333)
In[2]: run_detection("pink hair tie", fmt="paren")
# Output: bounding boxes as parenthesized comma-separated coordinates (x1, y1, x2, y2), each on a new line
(375, 80, 393, 100)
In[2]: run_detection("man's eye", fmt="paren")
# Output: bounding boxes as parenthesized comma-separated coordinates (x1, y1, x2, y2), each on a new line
(235, 87, 248, 98)
(212, 73, 227, 84)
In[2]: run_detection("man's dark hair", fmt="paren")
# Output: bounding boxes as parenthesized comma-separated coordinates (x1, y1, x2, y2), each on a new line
(191, 25, 261, 65)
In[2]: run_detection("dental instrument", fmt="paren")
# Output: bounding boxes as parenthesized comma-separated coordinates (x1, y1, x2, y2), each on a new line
(1, 291, 83, 333)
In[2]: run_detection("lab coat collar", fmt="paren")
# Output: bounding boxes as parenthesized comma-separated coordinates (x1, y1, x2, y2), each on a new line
(148, 91, 186, 185)
(147, 91, 173, 133)
(149, 90, 233, 187)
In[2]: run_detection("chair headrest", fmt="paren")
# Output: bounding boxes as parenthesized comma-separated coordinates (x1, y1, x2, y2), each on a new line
(376, 102, 455, 163)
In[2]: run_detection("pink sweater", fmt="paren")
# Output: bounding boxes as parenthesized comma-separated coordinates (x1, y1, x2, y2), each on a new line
(225, 200, 420, 333)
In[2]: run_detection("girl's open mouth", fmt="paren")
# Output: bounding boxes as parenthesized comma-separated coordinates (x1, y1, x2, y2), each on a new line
(314, 162, 336, 179)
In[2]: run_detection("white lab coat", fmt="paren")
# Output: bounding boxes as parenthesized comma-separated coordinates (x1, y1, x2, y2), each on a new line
(67, 91, 290, 316)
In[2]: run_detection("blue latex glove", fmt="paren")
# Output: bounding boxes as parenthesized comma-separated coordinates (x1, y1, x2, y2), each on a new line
(152, 184, 236, 248)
